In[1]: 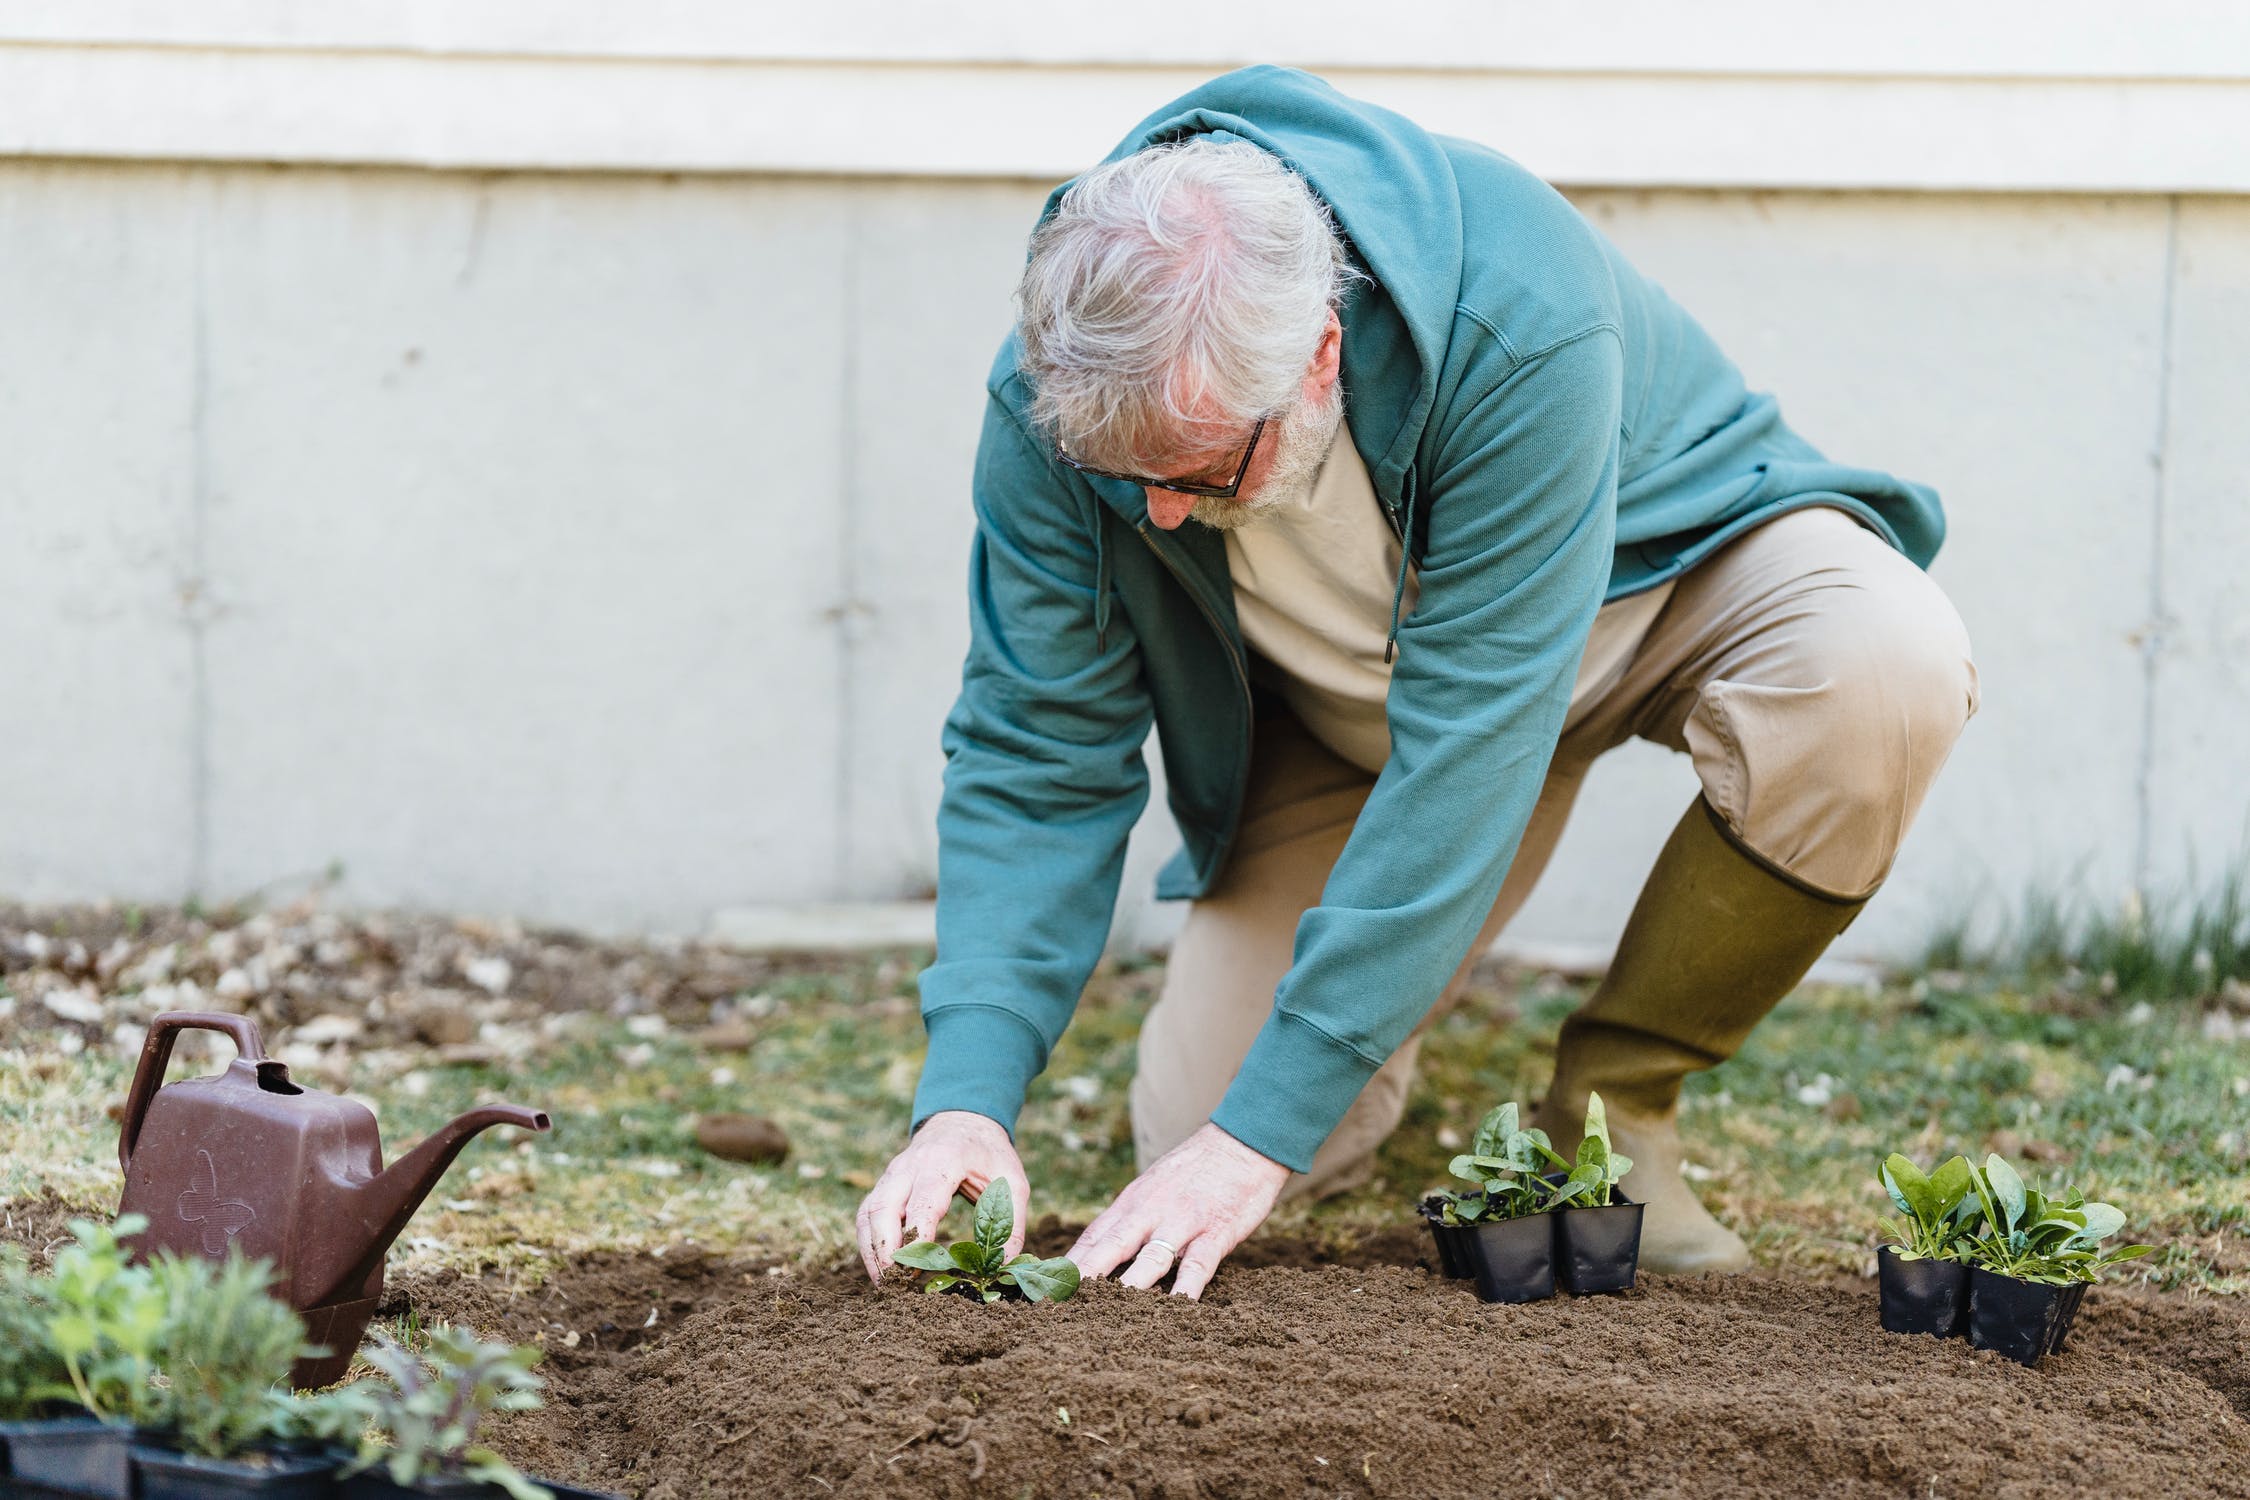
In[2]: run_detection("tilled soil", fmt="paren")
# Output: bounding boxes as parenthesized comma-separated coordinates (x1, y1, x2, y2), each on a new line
(383, 1223, 2250, 1500)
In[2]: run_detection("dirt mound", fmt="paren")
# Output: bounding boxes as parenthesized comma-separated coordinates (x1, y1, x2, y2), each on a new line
(388, 1237, 2250, 1500)
(8, 1197, 2241, 1499)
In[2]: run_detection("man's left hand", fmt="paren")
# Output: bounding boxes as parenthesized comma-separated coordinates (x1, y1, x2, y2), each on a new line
(1066, 1123, 1290, 1299)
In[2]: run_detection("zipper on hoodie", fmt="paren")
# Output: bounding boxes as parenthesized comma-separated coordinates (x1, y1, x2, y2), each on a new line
(1381, 467, 1418, 663)
(1137, 522, 1255, 882)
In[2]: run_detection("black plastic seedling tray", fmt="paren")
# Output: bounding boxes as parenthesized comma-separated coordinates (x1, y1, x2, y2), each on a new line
(1465, 1211, 1558, 1304)
(1877, 1246, 1969, 1338)
(132, 1444, 339, 1499)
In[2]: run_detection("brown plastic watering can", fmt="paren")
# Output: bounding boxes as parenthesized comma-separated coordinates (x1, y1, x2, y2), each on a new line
(115, 1011, 550, 1388)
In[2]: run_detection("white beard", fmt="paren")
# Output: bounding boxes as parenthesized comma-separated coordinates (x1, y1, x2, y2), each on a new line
(1188, 382, 1345, 533)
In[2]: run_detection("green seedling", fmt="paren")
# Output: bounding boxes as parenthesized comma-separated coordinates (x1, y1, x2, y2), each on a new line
(1965, 1153, 2155, 1284)
(1542, 1093, 1635, 1210)
(41, 1215, 166, 1424)
(1877, 1152, 1979, 1261)
(1444, 1102, 1558, 1221)
(892, 1178, 1081, 1304)
(0, 1244, 69, 1421)
(262, 1382, 378, 1451)
(140, 1250, 319, 1460)
(1445, 1094, 1634, 1216)
(344, 1326, 552, 1500)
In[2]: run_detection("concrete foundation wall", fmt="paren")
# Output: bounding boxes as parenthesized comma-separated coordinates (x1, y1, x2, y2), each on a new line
(1, 161, 2243, 958)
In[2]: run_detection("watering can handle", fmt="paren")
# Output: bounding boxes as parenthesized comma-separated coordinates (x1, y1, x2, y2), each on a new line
(118, 1011, 269, 1173)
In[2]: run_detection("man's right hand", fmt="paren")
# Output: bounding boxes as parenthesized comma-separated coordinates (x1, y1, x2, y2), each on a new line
(854, 1110, 1031, 1284)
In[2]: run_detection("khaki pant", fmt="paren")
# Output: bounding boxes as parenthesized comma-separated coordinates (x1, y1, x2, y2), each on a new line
(1130, 506, 1979, 1194)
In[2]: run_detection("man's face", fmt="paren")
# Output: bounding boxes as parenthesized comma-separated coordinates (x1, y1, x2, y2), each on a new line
(1140, 309, 1346, 533)
(1153, 382, 1343, 533)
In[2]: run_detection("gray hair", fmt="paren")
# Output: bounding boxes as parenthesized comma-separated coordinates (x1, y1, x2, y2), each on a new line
(1017, 137, 1362, 472)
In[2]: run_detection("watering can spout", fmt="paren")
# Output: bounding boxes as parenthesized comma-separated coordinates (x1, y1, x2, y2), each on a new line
(307, 1104, 551, 1308)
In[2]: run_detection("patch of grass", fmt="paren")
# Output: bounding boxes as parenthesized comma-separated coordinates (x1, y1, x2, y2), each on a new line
(3, 959, 2243, 1296)
(1917, 857, 2250, 1002)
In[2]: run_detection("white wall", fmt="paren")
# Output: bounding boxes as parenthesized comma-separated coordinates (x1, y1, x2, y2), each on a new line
(1, 6, 2245, 958)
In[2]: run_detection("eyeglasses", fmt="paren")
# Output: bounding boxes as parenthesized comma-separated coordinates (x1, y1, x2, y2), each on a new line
(1055, 416, 1268, 498)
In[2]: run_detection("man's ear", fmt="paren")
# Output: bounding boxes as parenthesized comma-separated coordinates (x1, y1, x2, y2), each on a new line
(1309, 308, 1344, 394)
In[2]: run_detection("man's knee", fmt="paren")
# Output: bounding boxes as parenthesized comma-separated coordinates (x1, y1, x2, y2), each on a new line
(1689, 570, 1978, 898)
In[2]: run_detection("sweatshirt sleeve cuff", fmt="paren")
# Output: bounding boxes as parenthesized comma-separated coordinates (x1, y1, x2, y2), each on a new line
(1208, 1008, 1384, 1174)
(910, 1004, 1051, 1138)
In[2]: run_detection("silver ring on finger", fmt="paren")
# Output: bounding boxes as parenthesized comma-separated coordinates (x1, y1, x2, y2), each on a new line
(1144, 1237, 1179, 1260)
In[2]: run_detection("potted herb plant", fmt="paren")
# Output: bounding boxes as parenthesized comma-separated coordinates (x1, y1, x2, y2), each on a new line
(1875, 1152, 1978, 1338)
(1541, 1093, 1642, 1295)
(340, 1326, 618, 1499)
(260, 1382, 377, 1468)
(891, 1178, 1082, 1304)
(0, 1241, 75, 1482)
(128, 1251, 339, 1499)
(1441, 1103, 1561, 1303)
(2, 1216, 162, 1499)
(1961, 1154, 2153, 1366)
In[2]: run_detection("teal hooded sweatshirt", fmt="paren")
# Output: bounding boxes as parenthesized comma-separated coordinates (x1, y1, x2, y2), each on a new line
(911, 66, 1944, 1173)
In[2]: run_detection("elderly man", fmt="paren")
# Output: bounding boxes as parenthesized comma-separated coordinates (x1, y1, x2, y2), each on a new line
(856, 67, 1976, 1296)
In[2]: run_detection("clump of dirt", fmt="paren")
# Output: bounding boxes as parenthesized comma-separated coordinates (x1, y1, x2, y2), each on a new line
(386, 1233, 2250, 1500)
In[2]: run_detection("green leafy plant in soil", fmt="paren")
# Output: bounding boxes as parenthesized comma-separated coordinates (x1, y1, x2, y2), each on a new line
(1877, 1152, 1978, 1261)
(892, 1178, 1080, 1303)
(1963, 1153, 2155, 1284)
(345, 1326, 552, 1500)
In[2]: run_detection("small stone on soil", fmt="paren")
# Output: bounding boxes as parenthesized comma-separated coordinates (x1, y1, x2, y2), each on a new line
(694, 1112, 790, 1164)
(694, 1019, 756, 1052)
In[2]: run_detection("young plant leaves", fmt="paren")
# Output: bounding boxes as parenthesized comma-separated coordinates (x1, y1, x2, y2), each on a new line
(1471, 1103, 1519, 1161)
(891, 1242, 955, 1273)
(1545, 1092, 1633, 1209)
(1004, 1255, 1081, 1303)
(1881, 1153, 1933, 1222)
(1983, 1154, 2028, 1233)
(973, 1177, 1013, 1259)
(1877, 1152, 1977, 1261)
(891, 1177, 1080, 1305)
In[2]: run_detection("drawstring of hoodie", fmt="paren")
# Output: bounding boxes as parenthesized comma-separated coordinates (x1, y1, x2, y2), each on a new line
(1383, 467, 1418, 663)
(1093, 515, 1114, 652)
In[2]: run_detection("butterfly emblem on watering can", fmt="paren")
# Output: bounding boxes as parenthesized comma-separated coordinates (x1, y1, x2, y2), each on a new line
(116, 1011, 549, 1388)
(177, 1148, 258, 1257)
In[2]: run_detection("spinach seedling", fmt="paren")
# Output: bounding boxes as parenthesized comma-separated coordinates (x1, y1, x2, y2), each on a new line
(1445, 1102, 1557, 1221)
(1877, 1152, 1979, 1262)
(892, 1178, 1081, 1304)
(1542, 1092, 1634, 1210)
(1965, 1154, 2155, 1284)
(1447, 1094, 1633, 1215)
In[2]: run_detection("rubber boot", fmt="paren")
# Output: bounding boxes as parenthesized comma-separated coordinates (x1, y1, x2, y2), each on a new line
(1537, 797, 1867, 1275)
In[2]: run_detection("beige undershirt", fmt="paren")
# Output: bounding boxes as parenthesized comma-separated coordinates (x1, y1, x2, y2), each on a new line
(1226, 421, 1675, 774)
